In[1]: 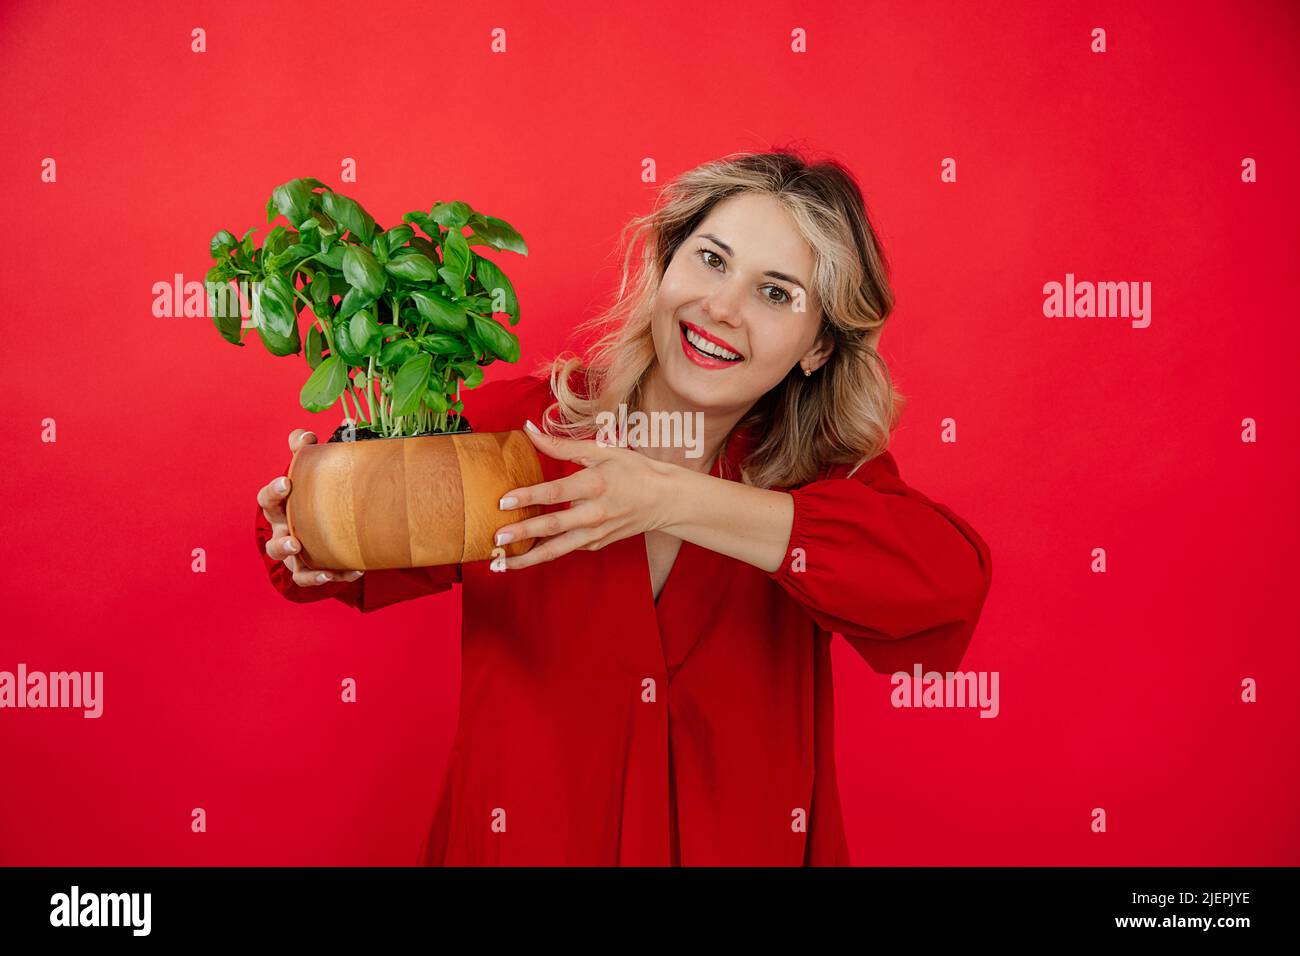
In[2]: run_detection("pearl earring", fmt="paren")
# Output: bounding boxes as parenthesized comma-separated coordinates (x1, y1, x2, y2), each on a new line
(803, 366, 812, 377)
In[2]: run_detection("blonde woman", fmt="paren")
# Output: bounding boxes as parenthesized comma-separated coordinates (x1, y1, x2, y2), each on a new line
(255, 149, 993, 865)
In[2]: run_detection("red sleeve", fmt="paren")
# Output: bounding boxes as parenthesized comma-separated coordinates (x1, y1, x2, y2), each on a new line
(765, 451, 992, 675)
(254, 454, 461, 614)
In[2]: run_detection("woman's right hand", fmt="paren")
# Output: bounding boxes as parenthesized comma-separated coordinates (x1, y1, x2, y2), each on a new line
(258, 428, 365, 587)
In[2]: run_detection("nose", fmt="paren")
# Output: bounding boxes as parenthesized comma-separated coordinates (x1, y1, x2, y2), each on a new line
(701, 278, 746, 328)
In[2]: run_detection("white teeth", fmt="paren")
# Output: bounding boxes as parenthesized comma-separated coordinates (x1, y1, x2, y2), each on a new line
(684, 327, 741, 361)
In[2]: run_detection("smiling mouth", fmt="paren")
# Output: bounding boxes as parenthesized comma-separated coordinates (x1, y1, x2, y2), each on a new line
(680, 322, 743, 362)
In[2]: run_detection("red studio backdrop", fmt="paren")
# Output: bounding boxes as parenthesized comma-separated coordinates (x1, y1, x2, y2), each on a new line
(1, 0, 1296, 866)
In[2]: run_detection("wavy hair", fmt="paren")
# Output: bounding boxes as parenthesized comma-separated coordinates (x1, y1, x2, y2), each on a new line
(532, 147, 905, 489)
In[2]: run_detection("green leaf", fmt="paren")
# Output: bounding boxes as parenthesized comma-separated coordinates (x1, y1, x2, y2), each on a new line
(392, 353, 432, 416)
(342, 245, 387, 298)
(442, 230, 471, 280)
(205, 269, 243, 345)
(210, 230, 239, 261)
(407, 235, 440, 263)
(402, 210, 439, 239)
(269, 179, 313, 227)
(253, 315, 300, 356)
(383, 224, 414, 250)
(310, 210, 338, 237)
(315, 244, 345, 270)
(321, 192, 377, 243)
(423, 389, 450, 414)
(254, 274, 298, 339)
(349, 309, 381, 356)
(473, 255, 519, 325)
(306, 324, 324, 369)
(331, 315, 368, 365)
(207, 258, 237, 282)
(417, 333, 465, 355)
(379, 338, 417, 367)
(310, 275, 334, 317)
(455, 361, 485, 388)
(234, 229, 257, 270)
(409, 289, 468, 332)
(470, 313, 520, 363)
(384, 254, 440, 283)
(264, 225, 289, 255)
(467, 213, 528, 256)
(300, 355, 348, 412)
(466, 322, 486, 362)
(431, 201, 473, 229)
(439, 269, 464, 298)
(337, 285, 376, 320)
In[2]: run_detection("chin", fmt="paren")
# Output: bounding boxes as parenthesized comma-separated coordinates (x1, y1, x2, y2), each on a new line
(664, 358, 756, 412)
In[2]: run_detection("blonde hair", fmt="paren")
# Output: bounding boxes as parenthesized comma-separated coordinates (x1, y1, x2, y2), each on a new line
(531, 147, 905, 489)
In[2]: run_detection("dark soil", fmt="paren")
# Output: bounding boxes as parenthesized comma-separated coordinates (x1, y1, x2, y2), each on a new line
(326, 418, 474, 443)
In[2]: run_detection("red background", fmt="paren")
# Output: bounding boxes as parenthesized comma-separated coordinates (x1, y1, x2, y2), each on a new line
(1, 0, 1296, 865)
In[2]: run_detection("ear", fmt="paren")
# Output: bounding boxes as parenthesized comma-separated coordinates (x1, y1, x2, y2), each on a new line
(800, 324, 836, 373)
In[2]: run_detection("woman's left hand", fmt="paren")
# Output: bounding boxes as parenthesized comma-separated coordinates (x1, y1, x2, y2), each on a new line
(491, 420, 678, 571)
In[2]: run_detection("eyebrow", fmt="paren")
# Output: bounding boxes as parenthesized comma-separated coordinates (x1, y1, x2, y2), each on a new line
(698, 233, 808, 290)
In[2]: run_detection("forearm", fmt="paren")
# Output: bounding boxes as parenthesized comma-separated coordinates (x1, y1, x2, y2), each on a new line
(658, 467, 794, 574)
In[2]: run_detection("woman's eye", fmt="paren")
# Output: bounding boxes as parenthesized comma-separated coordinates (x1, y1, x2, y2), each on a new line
(765, 286, 792, 305)
(697, 248, 724, 269)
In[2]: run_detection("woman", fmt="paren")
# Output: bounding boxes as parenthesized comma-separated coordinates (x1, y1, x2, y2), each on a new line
(254, 149, 993, 866)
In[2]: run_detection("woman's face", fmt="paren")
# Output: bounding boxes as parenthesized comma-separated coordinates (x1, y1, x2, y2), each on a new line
(649, 192, 832, 415)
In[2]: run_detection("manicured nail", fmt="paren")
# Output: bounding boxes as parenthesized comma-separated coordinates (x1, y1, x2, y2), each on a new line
(495, 531, 514, 546)
(274, 477, 289, 494)
(499, 496, 518, 510)
(315, 572, 329, 583)
(284, 538, 299, 553)
(524, 419, 540, 434)
(490, 556, 507, 572)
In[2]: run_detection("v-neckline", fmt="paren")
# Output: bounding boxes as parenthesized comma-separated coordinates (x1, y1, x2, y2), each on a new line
(641, 437, 730, 611)
(647, 532, 686, 609)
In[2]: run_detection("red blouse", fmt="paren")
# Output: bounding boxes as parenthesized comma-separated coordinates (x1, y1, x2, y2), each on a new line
(253, 374, 993, 865)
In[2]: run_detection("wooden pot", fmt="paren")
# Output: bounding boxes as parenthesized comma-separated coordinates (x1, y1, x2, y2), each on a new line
(285, 429, 545, 571)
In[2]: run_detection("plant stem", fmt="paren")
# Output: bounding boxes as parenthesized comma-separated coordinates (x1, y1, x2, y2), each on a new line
(439, 364, 452, 433)
(340, 383, 356, 425)
(352, 383, 369, 427)
(364, 356, 376, 425)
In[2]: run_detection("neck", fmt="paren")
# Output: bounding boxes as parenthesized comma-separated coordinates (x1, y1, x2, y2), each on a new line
(631, 366, 750, 474)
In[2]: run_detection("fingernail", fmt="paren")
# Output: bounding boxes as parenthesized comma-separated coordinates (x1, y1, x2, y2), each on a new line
(284, 538, 299, 553)
(490, 556, 507, 572)
(274, 477, 289, 494)
(495, 531, 514, 546)
(315, 572, 329, 583)
(524, 419, 540, 434)
(499, 496, 518, 510)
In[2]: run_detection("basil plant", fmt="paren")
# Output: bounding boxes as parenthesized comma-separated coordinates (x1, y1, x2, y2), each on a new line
(206, 177, 526, 437)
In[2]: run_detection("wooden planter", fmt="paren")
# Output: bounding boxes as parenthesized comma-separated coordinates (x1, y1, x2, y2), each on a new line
(285, 429, 545, 571)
